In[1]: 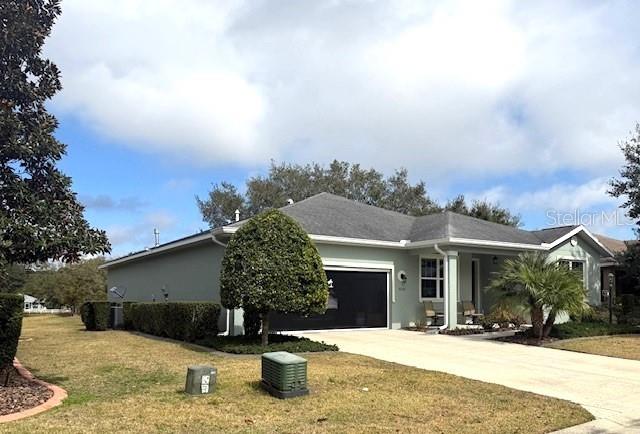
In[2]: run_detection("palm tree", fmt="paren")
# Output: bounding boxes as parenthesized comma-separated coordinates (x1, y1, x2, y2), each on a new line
(487, 252, 588, 339)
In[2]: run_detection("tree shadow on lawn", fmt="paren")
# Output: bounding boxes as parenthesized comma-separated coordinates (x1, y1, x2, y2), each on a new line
(21, 366, 69, 385)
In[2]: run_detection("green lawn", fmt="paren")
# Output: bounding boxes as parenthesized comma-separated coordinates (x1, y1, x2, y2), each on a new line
(3, 316, 592, 433)
(548, 335, 640, 361)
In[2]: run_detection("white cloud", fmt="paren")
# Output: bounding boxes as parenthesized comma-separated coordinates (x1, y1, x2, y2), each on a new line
(46, 0, 640, 178)
(466, 177, 636, 237)
(79, 194, 147, 211)
(471, 177, 618, 212)
(106, 210, 177, 252)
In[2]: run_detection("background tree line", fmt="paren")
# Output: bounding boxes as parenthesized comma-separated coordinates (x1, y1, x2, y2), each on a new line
(197, 160, 522, 228)
(0, 258, 107, 313)
(610, 123, 640, 297)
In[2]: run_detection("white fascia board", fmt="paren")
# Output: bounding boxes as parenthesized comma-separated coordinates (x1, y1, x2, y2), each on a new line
(448, 237, 548, 251)
(405, 237, 546, 251)
(217, 227, 405, 248)
(542, 225, 614, 258)
(104, 224, 606, 270)
(100, 233, 213, 269)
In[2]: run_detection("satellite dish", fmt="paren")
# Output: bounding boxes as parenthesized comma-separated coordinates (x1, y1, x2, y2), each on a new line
(109, 286, 126, 299)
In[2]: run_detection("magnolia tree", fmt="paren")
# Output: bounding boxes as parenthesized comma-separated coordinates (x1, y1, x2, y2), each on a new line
(488, 252, 589, 339)
(220, 209, 329, 345)
(1, 0, 110, 275)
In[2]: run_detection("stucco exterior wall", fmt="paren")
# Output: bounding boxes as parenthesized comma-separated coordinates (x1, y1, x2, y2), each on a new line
(103, 231, 606, 333)
(547, 233, 603, 306)
(106, 241, 228, 332)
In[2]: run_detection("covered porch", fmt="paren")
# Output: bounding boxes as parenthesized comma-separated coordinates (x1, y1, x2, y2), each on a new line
(411, 247, 523, 329)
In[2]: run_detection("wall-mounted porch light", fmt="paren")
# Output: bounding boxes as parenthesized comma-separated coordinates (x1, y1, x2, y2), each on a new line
(492, 256, 499, 265)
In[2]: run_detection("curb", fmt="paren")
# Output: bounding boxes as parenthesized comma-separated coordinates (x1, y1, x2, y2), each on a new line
(0, 359, 68, 424)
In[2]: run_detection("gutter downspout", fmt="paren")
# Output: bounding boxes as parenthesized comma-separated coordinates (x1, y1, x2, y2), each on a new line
(434, 244, 449, 331)
(211, 232, 232, 336)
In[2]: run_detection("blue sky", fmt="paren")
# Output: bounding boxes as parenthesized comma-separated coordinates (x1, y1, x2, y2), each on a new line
(45, 0, 639, 257)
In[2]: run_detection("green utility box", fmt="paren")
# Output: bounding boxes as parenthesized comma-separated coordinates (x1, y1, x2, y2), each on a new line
(185, 365, 217, 396)
(261, 351, 309, 399)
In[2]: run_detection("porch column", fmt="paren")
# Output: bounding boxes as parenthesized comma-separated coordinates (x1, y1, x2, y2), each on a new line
(446, 251, 459, 329)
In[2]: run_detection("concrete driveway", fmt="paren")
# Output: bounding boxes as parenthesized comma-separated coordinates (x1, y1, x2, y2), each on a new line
(299, 330, 640, 432)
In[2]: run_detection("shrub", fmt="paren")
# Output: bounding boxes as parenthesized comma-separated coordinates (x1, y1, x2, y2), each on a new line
(0, 294, 24, 372)
(122, 302, 134, 330)
(615, 294, 640, 324)
(440, 328, 484, 336)
(198, 334, 338, 354)
(570, 304, 611, 323)
(550, 321, 640, 340)
(80, 301, 110, 331)
(128, 302, 220, 342)
(481, 305, 525, 330)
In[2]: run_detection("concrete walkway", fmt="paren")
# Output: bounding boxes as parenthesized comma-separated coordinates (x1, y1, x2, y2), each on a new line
(298, 329, 640, 433)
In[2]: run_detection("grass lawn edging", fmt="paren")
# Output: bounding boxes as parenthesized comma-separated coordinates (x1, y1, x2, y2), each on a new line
(0, 359, 67, 424)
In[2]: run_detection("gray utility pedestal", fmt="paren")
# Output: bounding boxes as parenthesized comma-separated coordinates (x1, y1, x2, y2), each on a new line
(185, 365, 217, 395)
(261, 351, 309, 399)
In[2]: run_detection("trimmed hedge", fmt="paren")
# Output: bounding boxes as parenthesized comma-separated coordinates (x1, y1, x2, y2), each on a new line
(0, 294, 24, 370)
(550, 321, 640, 340)
(129, 302, 220, 342)
(198, 334, 338, 354)
(80, 301, 110, 331)
(122, 302, 134, 330)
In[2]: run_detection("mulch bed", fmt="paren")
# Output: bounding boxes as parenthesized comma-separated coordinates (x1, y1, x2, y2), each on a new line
(495, 333, 558, 346)
(0, 367, 53, 416)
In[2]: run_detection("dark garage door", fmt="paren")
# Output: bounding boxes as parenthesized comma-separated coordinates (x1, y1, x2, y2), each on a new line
(270, 270, 388, 331)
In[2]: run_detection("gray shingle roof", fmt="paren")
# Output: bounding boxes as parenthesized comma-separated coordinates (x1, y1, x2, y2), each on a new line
(530, 226, 578, 243)
(231, 192, 415, 242)
(230, 192, 576, 246)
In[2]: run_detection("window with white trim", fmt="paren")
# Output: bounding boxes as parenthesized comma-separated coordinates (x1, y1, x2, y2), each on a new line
(558, 259, 585, 282)
(420, 258, 444, 299)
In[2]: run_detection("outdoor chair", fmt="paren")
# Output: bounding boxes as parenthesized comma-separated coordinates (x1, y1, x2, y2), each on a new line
(423, 301, 445, 326)
(461, 301, 484, 325)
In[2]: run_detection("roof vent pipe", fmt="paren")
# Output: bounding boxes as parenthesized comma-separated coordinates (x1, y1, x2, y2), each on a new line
(153, 228, 160, 246)
(234, 209, 240, 222)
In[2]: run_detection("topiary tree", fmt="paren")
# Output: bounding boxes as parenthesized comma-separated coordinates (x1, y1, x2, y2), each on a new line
(221, 209, 329, 345)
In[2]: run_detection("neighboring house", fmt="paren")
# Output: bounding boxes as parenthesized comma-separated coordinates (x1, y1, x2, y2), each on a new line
(595, 234, 638, 298)
(22, 294, 42, 311)
(102, 192, 613, 334)
(21, 294, 71, 314)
